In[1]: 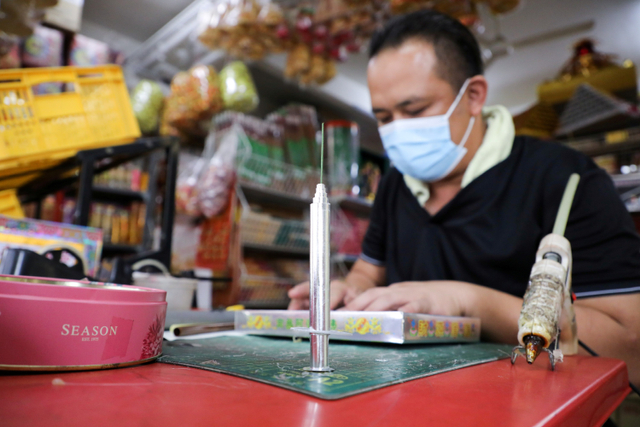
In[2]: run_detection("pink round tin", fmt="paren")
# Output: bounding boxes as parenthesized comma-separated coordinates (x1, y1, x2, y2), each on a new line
(0, 275, 167, 371)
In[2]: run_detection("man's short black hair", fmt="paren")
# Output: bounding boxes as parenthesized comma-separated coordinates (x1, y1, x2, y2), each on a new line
(369, 9, 484, 92)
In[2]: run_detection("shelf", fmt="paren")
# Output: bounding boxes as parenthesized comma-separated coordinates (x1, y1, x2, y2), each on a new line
(242, 242, 309, 257)
(332, 195, 373, 216)
(92, 186, 147, 202)
(611, 172, 640, 188)
(240, 183, 312, 210)
(562, 126, 640, 157)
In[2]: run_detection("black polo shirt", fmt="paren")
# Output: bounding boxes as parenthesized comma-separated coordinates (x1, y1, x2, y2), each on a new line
(361, 136, 640, 298)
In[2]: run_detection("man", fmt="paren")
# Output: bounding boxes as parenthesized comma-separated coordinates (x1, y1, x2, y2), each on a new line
(288, 10, 640, 384)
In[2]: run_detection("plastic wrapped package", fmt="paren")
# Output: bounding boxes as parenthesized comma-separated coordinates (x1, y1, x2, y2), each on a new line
(171, 213, 203, 273)
(198, 0, 286, 60)
(176, 152, 207, 217)
(219, 61, 259, 112)
(197, 0, 230, 50)
(284, 44, 311, 79)
(164, 75, 197, 130)
(131, 80, 165, 134)
(165, 65, 223, 132)
(299, 55, 326, 85)
(319, 59, 337, 84)
(221, 0, 259, 27)
(284, 43, 337, 85)
(326, 120, 360, 196)
(197, 127, 240, 218)
(258, 1, 286, 26)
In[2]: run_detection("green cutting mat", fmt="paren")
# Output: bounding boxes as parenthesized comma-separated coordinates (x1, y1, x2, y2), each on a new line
(159, 335, 512, 399)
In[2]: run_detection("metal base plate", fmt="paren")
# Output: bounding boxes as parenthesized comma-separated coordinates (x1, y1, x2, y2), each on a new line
(303, 366, 335, 373)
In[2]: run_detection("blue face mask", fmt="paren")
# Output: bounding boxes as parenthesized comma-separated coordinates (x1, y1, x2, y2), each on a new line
(378, 79, 475, 182)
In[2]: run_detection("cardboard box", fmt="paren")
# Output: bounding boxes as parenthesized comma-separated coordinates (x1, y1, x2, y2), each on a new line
(44, 0, 84, 33)
(235, 310, 481, 344)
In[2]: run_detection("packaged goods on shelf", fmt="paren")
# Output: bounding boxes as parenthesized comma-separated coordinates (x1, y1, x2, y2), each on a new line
(239, 255, 309, 307)
(164, 65, 224, 133)
(0, 215, 103, 277)
(93, 161, 148, 192)
(241, 210, 308, 251)
(171, 213, 203, 274)
(325, 120, 360, 196)
(219, 61, 259, 112)
(357, 161, 382, 201)
(196, 189, 237, 272)
(197, 0, 287, 61)
(284, 44, 337, 85)
(276, 104, 319, 169)
(88, 201, 145, 247)
(176, 152, 207, 217)
(21, 25, 63, 68)
(239, 201, 348, 254)
(197, 128, 239, 218)
(68, 34, 111, 66)
(131, 80, 165, 134)
(212, 108, 321, 199)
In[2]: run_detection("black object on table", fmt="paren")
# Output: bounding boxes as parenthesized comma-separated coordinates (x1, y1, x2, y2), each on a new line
(0, 248, 87, 281)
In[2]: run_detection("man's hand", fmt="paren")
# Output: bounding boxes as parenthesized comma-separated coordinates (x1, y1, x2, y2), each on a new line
(287, 258, 385, 310)
(288, 280, 365, 310)
(343, 281, 475, 315)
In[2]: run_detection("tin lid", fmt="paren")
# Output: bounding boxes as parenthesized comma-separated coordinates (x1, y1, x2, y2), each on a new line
(0, 275, 166, 303)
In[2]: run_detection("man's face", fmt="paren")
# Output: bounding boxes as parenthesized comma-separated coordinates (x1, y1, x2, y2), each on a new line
(368, 39, 473, 154)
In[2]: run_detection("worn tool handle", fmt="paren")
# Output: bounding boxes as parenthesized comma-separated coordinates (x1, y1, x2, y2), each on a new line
(553, 173, 581, 237)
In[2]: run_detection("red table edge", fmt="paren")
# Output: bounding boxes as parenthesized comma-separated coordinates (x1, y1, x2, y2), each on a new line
(536, 357, 631, 427)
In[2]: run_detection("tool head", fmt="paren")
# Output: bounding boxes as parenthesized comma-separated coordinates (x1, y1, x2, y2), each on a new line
(524, 335, 544, 364)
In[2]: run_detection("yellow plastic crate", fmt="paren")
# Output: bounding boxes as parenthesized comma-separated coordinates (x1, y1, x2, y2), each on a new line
(0, 65, 141, 171)
(0, 189, 24, 218)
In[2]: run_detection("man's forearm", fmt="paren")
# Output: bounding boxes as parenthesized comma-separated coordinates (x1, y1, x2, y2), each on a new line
(573, 298, 640, 385)
(465, 285, 521, 344)
(344, 260, 384, 291)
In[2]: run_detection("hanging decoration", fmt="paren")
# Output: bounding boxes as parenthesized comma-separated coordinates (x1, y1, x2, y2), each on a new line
(196, 0, 522, 85)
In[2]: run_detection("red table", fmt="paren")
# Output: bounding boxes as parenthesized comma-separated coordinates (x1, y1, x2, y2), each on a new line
(0, 355, 630, 427)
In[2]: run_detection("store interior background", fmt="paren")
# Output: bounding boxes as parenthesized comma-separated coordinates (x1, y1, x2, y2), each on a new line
(0, 0, 640, 427)
(80, 0, 640, 114)
(3, 0, 639, 321)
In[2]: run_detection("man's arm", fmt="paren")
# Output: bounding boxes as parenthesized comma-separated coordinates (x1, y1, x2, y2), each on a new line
(287, 259, 385, 310)
(573, 294, 640, 384)
(344, 281, 640, 384)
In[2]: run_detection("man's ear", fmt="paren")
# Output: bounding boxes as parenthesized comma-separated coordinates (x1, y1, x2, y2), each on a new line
(467, 75, 488, 116)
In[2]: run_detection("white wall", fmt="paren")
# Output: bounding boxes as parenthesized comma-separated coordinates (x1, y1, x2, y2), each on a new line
(81, 20, 142, 56)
